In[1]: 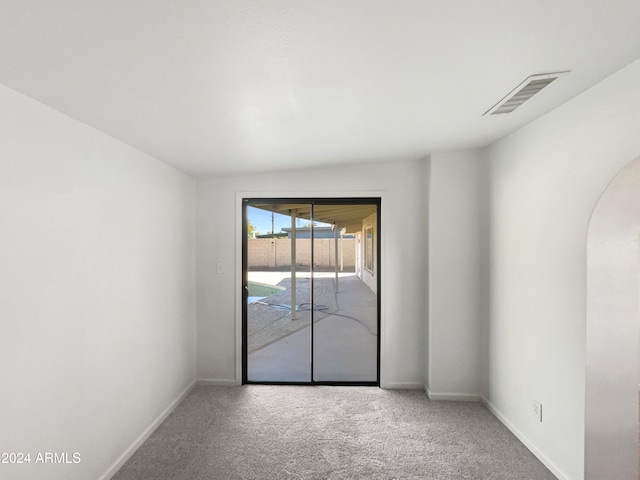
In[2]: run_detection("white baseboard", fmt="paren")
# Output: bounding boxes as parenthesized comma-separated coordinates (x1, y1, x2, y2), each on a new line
(381, 382, 424, 390)
(196, 378, 239, 386)
(425, 386, 481, 402)
(98, 380, 196, 480)
(481, 396, 570, 480)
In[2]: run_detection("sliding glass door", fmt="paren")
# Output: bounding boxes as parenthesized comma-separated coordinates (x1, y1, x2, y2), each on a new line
(242, 198, 380, 385)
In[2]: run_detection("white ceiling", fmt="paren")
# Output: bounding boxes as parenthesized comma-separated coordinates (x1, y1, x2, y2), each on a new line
(1, 1, 639, 177)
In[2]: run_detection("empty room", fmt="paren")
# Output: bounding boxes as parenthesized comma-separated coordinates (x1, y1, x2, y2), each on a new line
(1, 1, 640, 479)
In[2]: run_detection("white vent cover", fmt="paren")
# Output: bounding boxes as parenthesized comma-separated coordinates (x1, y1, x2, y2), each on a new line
(483, 71, 569, 115)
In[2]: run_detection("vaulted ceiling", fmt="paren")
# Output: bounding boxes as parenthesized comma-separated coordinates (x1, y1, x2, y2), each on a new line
(1, 1, 639, 177)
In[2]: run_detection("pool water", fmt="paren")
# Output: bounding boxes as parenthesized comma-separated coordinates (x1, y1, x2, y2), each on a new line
(247, 281, 285, 303)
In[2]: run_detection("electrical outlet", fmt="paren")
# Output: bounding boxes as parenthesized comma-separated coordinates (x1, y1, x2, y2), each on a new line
(533, 400, 542, 422)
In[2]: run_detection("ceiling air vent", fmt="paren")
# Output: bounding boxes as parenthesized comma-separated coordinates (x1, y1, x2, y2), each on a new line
(483, 71, 569, 115)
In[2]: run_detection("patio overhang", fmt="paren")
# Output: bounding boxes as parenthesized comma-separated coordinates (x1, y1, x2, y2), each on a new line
(250, 203, 376, 233)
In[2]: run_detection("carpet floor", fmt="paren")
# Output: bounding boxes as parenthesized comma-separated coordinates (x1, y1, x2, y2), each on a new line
(112, 386, 556, 480)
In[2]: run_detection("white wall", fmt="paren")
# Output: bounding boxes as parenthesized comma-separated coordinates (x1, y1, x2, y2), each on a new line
(427, 150, 488, 400)
(586, 156, 640, 479)
(486, 58, 640, 479)
(196, 159, 428, 388)
(0, 85, 196, 480)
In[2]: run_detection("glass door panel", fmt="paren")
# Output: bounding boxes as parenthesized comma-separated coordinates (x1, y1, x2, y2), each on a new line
(245, 203, 312, 382)
(311, 203, 379, 383)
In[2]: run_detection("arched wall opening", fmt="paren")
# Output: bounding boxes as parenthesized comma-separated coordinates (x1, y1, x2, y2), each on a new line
(586, 155, 640, 478)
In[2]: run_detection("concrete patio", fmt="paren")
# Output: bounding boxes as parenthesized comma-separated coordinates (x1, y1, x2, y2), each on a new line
(247, 272, 378, 383)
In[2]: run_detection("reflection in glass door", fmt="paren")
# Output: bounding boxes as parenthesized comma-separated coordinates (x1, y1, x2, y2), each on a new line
(243, 199, 380, 385)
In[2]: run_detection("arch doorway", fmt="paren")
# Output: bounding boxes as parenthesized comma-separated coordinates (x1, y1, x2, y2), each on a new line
(586, 156, 640, 478)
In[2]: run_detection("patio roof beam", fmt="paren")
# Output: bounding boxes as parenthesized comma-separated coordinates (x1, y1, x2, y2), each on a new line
(251, 203, 375, 235)
(334, 222, 339, 293)
(290, 208, 297, 320)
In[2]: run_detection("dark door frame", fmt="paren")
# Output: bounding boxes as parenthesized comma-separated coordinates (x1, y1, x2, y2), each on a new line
(242, 197, 381, 386)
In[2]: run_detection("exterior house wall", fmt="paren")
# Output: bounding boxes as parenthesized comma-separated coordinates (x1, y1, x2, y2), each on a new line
(360, 212, 378, 294)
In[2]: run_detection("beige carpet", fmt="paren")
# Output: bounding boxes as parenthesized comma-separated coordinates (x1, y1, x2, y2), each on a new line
(113, 386, 556, 479)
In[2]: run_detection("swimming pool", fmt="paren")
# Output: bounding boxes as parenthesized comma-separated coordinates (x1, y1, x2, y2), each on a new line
(247, 281, 285, 303)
